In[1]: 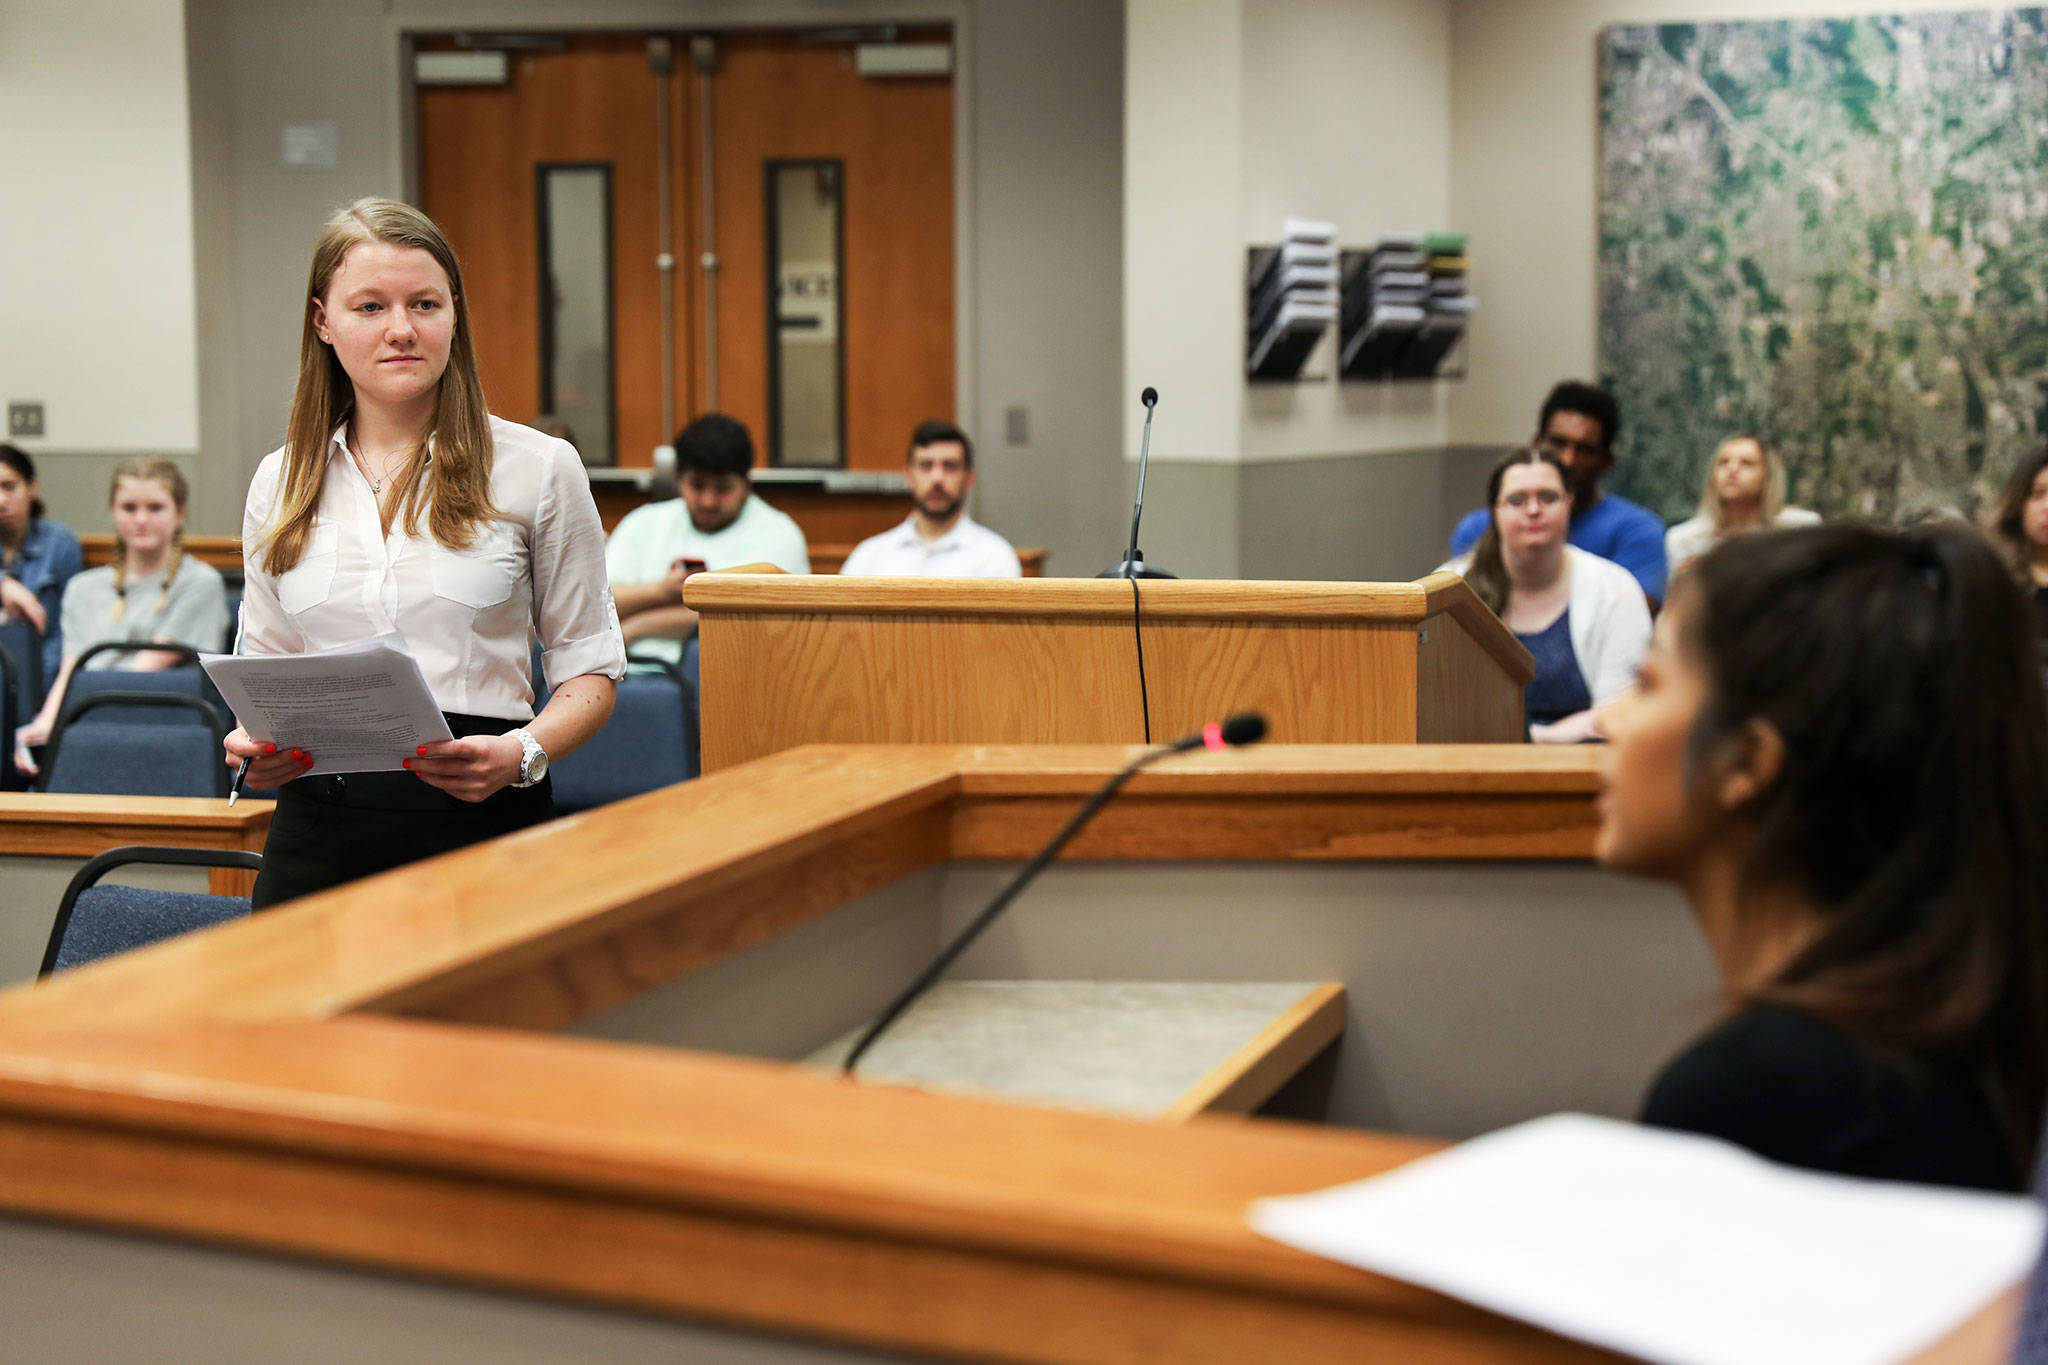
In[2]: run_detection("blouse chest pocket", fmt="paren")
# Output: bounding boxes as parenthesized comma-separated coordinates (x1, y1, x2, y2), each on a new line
(426, 526, 522, 611)
(276, 524, 340, 615)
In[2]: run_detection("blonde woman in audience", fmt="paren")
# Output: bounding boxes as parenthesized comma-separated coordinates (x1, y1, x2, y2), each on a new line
(226, 198, 623, 908)
(1443, 447, 1650, 744)
(1599, 522, 2048, 1190)
(11, 459, 228, 775)
(1664, 435, 1819, 572)
(1988, 446, 2048, 637)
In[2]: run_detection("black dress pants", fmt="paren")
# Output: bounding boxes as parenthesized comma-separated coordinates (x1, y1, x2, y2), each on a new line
(250, 712, 554, 909)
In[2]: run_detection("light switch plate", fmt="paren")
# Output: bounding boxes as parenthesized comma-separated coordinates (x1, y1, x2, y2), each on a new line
(7, 402, 43, 437)
(1004, 405, 1028, 445)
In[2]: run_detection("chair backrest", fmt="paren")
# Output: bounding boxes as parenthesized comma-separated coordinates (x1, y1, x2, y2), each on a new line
(41, 694, 230, 797)
(62, 668, 215, 723)
(41, 845, 261, 977)
(548, 662, 693, 814)
(73, 642, 205, 674)
(0, 616, 44, 715)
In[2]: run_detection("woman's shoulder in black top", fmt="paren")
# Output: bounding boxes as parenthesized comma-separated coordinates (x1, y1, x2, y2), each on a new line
(1640, 1002, 2015, 1192)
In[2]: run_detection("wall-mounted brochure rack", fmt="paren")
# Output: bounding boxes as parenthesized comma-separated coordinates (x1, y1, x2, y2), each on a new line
(1246, 218, 1338, 382)
(1338, 231, 1473, 381)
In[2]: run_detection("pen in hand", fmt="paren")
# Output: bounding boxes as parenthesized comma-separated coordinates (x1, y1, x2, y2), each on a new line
(228, 756, 250, 807)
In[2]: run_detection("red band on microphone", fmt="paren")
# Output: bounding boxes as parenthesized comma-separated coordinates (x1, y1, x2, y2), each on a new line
(1202, 722, 1224, 752)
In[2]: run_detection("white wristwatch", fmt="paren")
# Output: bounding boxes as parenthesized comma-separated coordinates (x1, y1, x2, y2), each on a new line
(508, 727, 549, 788)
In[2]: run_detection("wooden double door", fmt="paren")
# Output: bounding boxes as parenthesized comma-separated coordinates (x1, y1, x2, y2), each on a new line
(415, 29, 954, 471)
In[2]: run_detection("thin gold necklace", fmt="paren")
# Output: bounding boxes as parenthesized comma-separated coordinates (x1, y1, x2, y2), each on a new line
(349, 438, 409, 496)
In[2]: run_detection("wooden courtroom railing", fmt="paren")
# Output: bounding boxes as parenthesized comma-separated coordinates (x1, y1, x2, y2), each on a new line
(0, 746, 1627, 1361)
(0, 793, 273, 897)
(80, 532, 243, 573)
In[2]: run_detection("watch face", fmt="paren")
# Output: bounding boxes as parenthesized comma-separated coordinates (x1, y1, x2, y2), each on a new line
(516, 731, 548, 785)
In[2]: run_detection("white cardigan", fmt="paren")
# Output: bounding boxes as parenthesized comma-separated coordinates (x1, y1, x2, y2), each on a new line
(1440, 545, 1652, 707)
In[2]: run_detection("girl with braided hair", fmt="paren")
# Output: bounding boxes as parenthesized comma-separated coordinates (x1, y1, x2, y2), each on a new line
(12, 459, 227, 776)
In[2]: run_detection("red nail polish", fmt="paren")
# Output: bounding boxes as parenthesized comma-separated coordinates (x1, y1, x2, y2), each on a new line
(416, 745, 428, 757)
(263, 743, 277, 754)
(402, 758, 413, 769)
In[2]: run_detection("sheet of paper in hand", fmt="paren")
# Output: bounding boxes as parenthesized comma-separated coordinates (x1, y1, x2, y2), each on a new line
(202, 635, 453, 776)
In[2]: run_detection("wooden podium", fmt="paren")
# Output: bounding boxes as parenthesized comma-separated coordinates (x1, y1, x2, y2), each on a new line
(687, 572, 1533, 770)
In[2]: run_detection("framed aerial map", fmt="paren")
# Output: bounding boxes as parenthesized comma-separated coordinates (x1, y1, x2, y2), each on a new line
(1599, 9, 2048, 520)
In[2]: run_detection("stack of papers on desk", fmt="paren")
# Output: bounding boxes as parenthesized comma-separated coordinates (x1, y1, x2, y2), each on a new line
(1249, 1113, 2042, 1365)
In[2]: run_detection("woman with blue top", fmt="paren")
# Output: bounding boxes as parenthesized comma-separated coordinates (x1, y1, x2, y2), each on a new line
(0, 443, 83, 695)
(1443, 447, 1650, 743)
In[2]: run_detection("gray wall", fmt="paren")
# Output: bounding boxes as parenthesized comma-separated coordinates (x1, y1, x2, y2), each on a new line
(1137, 444, 1504, 583)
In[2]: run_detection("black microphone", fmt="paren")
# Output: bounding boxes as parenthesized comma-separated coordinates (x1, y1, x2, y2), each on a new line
(839, 712, 1269, 1076)
(1098, 387, 1176, 579)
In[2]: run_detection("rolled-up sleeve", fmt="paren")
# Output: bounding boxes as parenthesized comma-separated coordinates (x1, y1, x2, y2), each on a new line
(237, 455, 306, 658)
(532, 442, 627, 688)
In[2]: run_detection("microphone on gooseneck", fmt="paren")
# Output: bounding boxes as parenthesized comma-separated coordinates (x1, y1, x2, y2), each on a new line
(1098, 386, 1176, 580)
(839, 712, 1269, 1077)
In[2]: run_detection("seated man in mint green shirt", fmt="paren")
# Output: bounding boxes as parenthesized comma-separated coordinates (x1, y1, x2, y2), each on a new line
(1448, 380, 1667, 607)
(604, 414, 810, 669)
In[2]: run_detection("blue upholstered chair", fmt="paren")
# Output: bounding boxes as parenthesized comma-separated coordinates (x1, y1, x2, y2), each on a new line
(547, 654, 695, 815)
(0, 616, 44, 717)
(68, 643, 226, 718)
(40, 845, 261, 978)
(39, 692, 231, 798)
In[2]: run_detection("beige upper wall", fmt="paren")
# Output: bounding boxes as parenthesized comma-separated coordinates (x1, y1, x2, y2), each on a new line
(1238, 0, 1451, 462)
(1124, 0, 1456, 466)
(0, 0, 199, 459)
(1124, 0, 1245, 463)
(1446, 0, 2005, 448)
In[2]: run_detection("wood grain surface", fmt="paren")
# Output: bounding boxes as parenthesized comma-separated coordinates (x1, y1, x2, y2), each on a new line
(0, 744, 1633, 1362)
(80, 533, 241, 573)
(1162, 983, 1348, 1122)
(0, 794, 273, 896)
(691, 576, 1530, 768)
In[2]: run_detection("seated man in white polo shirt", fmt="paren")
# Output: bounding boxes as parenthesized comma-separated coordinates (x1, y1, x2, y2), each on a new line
(605, 413, 810, 668)
(840, 421, 1021, 578)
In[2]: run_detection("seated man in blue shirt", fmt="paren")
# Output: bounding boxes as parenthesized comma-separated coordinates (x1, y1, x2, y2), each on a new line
(1449, 381, 1667, 606)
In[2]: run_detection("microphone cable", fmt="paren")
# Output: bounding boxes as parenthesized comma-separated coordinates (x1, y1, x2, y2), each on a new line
(1130, 573, 1151, 744)
(839, 712, 1268, 1077)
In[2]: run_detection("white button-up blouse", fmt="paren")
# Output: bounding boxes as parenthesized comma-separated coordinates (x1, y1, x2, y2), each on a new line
(240, 417, 627, 722)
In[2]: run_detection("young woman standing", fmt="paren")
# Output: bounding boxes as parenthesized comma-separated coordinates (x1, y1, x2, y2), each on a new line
(227, 199, 623, 907)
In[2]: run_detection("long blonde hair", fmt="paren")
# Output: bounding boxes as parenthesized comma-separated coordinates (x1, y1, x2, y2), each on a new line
(107, 458, 188, 622)
(257, 198, 496, 574)
(1698, 434, 1787, 532)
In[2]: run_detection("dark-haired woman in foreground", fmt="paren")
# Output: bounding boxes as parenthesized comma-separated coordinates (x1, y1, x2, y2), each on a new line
(1598, 522, 2048, 1191)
